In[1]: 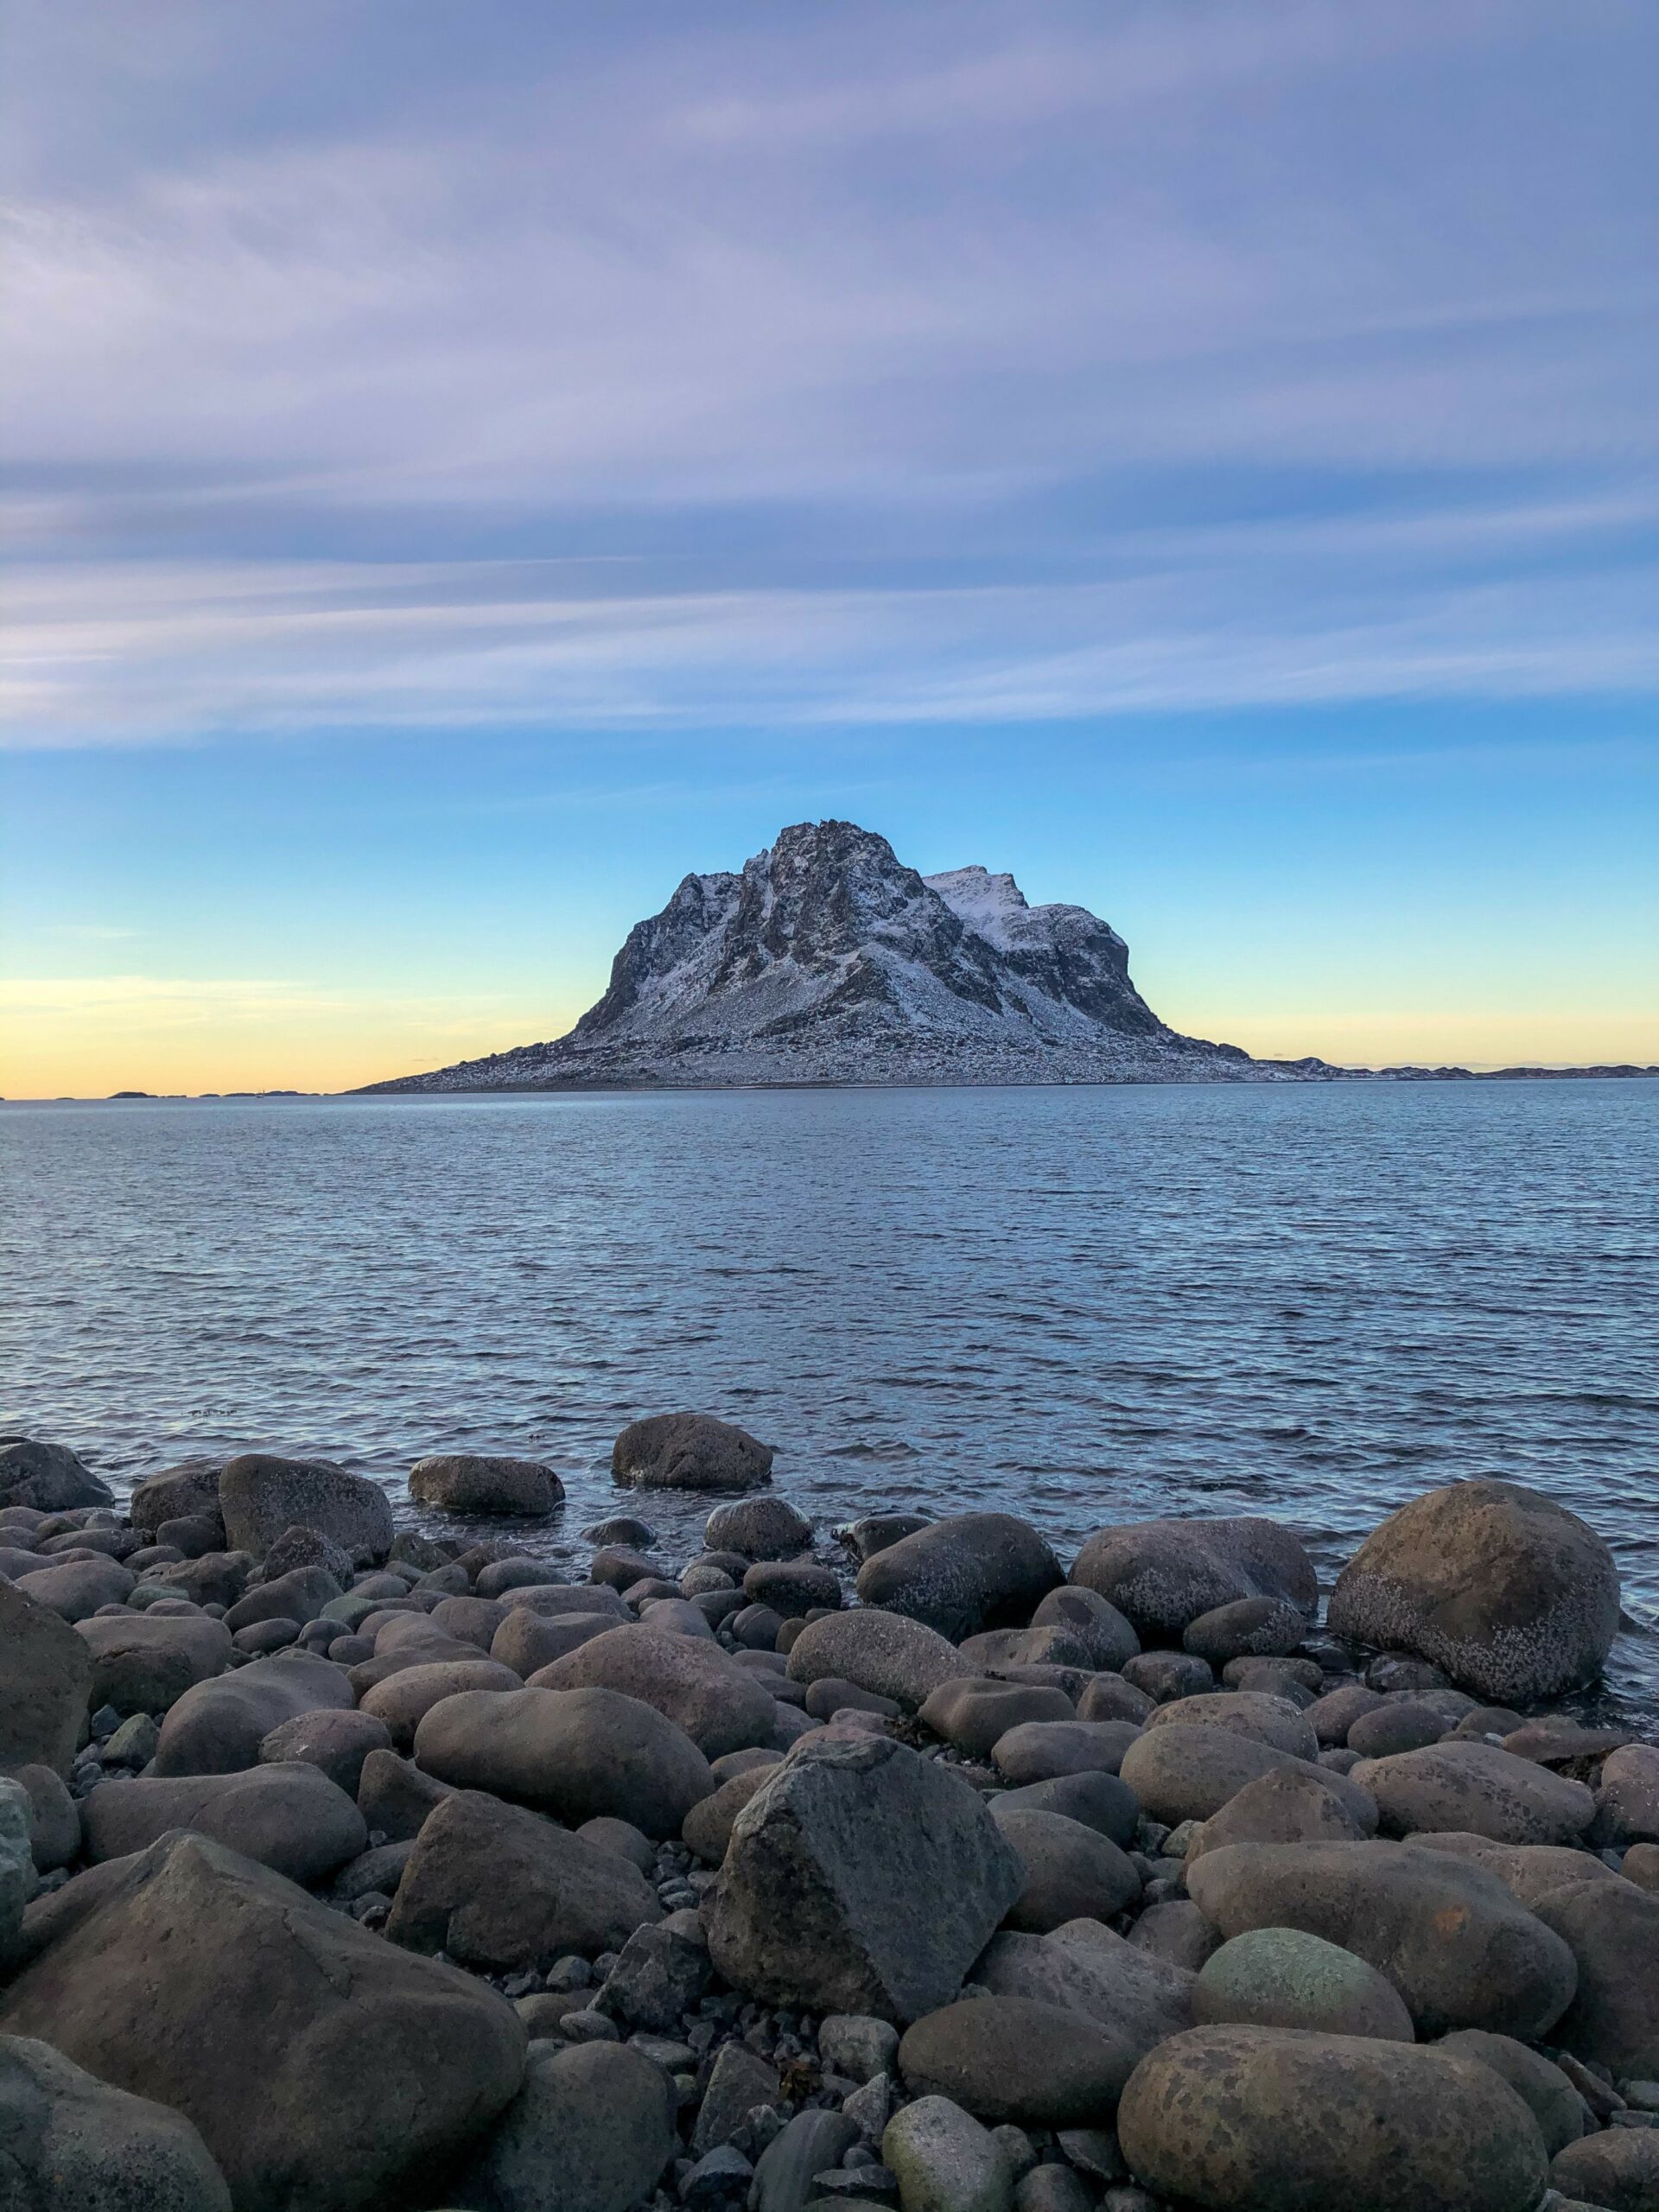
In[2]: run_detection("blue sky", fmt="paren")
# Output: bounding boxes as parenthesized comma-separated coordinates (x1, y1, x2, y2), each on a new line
(1, 1, 1655, 1090)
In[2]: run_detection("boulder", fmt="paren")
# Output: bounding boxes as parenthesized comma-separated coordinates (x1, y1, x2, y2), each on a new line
(1351, 1739, 1596, 1844)
(1593, 1743, 1659, 1847)
(706, 1737, 1022, 2022)
(1117, 2025, 1548, 2212)
(988, 1807, 1141, 1932)
(81, 1763, 367, 1883)
(920, 1681, 1076, 1761)
(1142, 1690, 1319, 1760)
(989, 1771, 1138, 1848)
(706, 1496, 814, 1560)
(75, 1611, 232, 1715)
(1118, 1723, 1377, 1828)
(1434, 2030, 1586, 2157)
(1192, 1926, 1415, 2040)
(786, 1610, 963, 1710)
(0, 1831, 525, 2212)
(412, 1685, 714, 1837)
(0, 1439, 112, 1515)
(840, 1513, 931, 1562)
(744, 1559, 842, 1618)
(127, 1458, 223, 1535)
(691, 2038, 782, 2154)
(9, 1763, 79, 1872)
(1126, 1898, 1223, 1973)
(1074, 1672, 1155, 1725)
(596, 1916, 713, 2028)
(957, 1625, 1093, 1671)
(1182, 1595, 1308, 1664)
(388, 1789, 660, 1969)
(360, 1657, 522, 1750)
(882, 2096, 1013, 2212)
(1549, 2129, 1659, 2212)
(1070, 1517, 1316, 1643)
(855, 1515, 1062, 1642)
(754, 2109, 861, 2212)
(974, 1923, 1194, 2061)
(409, 1453, 565, 1516)
(0, 1780, 29, 1967)
(990, 1721, 1141, 1786)
(1327, 1480, 1620, 1703)
(1186, 1763, 1374, 1862)
(14, 1555, 135, 1620)
(611, 1414, 773, 1492)
(1122, 1649, 1215, 1703)
(218, 1452, 393, 1567)
(1533, 1875, 1659, 2079)
(224, 1565, 342, 1631)
(683, 1767, 774, 1864)
(1346, 1699, 1452, 1758)
(356, 1747, 458, 1840)
(456, 2039, 676, 2212)
(531, 1625, 777, 1758)
(491, 1608, 616, 1676)
(146, 1551, 251, 1609)
(1406, 1829, 1627, 1910)
(256, 1522, 356, 1586)
(0, 2031, 232, 2212)
(258, 1706, 392, 1796)
(0, 1579, 93, 1775)
(153, 1651, 354, 1776)
(898, 1995, 1136, 2125)
(1029, 1586, 1139, 1671)
(1185, 1839, 1578, 2037)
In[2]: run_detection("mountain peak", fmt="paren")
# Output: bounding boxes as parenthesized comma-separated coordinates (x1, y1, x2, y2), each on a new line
(364, 819, 1272, 1090)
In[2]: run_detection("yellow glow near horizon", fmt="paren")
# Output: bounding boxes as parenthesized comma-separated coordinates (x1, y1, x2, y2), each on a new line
(1, 973, 1654, 1097)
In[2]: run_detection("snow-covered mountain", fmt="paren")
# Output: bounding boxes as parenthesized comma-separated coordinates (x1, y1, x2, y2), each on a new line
(365, 820, 1326, 1089)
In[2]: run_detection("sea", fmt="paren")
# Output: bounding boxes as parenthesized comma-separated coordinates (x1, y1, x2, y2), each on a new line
(3, 1080, 1656, 1716)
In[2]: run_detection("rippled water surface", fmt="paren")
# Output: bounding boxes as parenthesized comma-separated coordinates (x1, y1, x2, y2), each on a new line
(3, 1083, 1656, 1711)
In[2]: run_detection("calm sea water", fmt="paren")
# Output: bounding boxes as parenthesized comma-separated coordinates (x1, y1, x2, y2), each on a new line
(3, 1083, 1656, 1714)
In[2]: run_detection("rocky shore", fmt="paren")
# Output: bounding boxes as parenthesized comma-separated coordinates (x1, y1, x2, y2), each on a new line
(1, 1420, 1656, 2212)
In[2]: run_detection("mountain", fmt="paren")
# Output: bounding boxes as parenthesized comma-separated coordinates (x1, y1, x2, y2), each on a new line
(362, 819, 1332, 1090)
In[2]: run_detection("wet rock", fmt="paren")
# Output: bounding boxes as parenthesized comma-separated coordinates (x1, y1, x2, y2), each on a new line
(1351, 1739, 1597, 1844)
(1548, 2128, 1659, 2212)
(409, 1452, 566, 1516)
(899, 1995, 1135, 2126)
(706, 1737, 1021, 2022)
(975, 1923, 1194, 2061)
(1185, 1839, 1577, 2037)
(990, 1770, 1139, 1848)
(0, 1439, 112, 1516)
(855, 1515, 1062, 1643)
(0, 1579, 94, 1775)
(413, 1684, 715, 1837)
(1534, 1876, 1659, 2080)
(152, 1650, 354, 1775)
(883, 2095, 1013, 2212)
(1182, 1595, 1308, 1665)
(360, 1656, 523, 1750)
(457, 2039, 676, 2212)
(81, 1762, 368, 1883)
(15, 1554, 135, 1620)
(219, 1452, 393, 1567)
(1142, 1689, 1319, 1760)
(532, 1625, 777, 1758)
(1193, 1925, 1415, 2040)
(706, 1495, 814, 1559)
(257, 1707, 393, 1795)
(1185, 1763, 1373, 1862)
(1118, 1721, 1376, 1828)
(840, 1515, 931, 1563)
(1117, 2024, 1548, 2212)
(0, 1829, 525, 2212)
(612, 1414, 773, 1492)
(1435, 2030, 1586, 2156)
(921, 1681, 1075, 1760)
(1071, 1517, 1316, 1643)
(389, 1789, 660, 1970)
(1029, 1586, 1140, 1671)
(988, 1808, 1141, 1933)
(1328, 1479, 1620, 1703)
(0, 2030, 232, 2212)
(991, 1721, 1141, 1785)
(786, 1611, 963, 1710)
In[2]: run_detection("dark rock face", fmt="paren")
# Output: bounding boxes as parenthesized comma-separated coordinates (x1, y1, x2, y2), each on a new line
(1117, 2026, 1548, 2212)
(705, 1737, 1022, 2022)
(0, 1832, 526, 2212)
(1327, 1480, 1621, 1702)
(855, 1514, 1063, 1641)
(0, 1438, 113, 1515)
(360, 821, 1273, 1090)
(611, 1414, 774, 1493)
(409, 1453, 565, 1516)
(0, 1580, 94, 1776)
(218, 1453, 393, 1566)
(0, 2031, 232, 2212)
(1069, 1517, 1317, 1643)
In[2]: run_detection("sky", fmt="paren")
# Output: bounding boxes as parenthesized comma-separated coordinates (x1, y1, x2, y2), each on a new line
(2, 0, 1656, 1096)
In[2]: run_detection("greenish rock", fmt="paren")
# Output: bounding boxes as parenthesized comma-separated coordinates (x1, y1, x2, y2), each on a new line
(1193, 1926, 1414, 2041)
(883, 2095, 1013, 2212)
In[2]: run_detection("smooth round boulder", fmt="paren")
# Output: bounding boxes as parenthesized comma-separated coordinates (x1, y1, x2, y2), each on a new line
(15, 1555, 135, 1621)
(1193, 1926, 1415, 2041)
(0, 2031, 232, 2212)
(988, 1807, 1141, 1932)
(360, 1658, 522, 1751)
(1549, 2129, 1659, 2212)
(611, 1414, 773, 1492)
(1327, 1479, 1620, 1704)
(1186, 1764, 1374, 1862)
(457, 2038, 675, 2212)
(991, 1720, 1141, 1786)
(921, 1680, 1076, 1761)
(257, 1707, 392, 1796)
(706, 1496, 813, 1560)
(0, 1439, 113, 1515)
(989, 1770, 1139, 1848)
(899, 1995, 1136, 2125)
(1121, 1723, 1376, 1829)
(152, 1650, 356, 1777)
(785, 1609, 963, 1710)
(126, 1459, 222, 1536)
(742, 1559, 842, 1618)
(1346, 1700, 1451, 1758)
(0, 1580, 97, 1775)
(80, 1762, 368, 1883)
(1434, 2030, 1586, 2158)
(1121, 1649, 1216, 1703)
(1071, 1517, 1316, 1643)
(530, 1624, 776, 1758)
(491, 1607, 617, 1676)
(218, 1453, 393, 1567)
(408, 1453, 565, 1516)
(855, 1514, 1062, 1642)
(1183, 1596, 1308, 1665)
(1351, 1740, 1596, 1844)
(682, 1766, 773, 1865)
(1117, 2024, 1548, 2212)
(1075, 1672, 1156, 1725)
(1142, 1691, 1319, 1762)
(1532, 1874, 1659, 2081)
(1030, 1586, 1140, 1671)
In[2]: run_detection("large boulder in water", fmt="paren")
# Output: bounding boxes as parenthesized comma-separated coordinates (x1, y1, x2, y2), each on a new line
(855, 1514, 1063, 1641)
(219, 1452, 393, 1566)
(0, 2031, 232, 2212)
(1326, 1479, 1619, 1703)
(408, 1452, 565, 1516)
(0, 1437, 113, 1515)
(611, 1414, 773, 1492)
(1069, 1516, 1316, 1643)
(1117, 2025, 1548, 2212)
(0, 1831, 525, 2212)
(705, 1495, 813, 1559)
(705, 1737, 1022, 2021)
(0, 1580, 93, 1776)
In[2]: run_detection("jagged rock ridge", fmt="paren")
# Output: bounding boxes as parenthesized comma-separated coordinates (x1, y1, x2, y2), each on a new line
(365, 820, 1324, 1089)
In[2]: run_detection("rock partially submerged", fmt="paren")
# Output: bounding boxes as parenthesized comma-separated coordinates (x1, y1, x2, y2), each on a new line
(612, 1414, 774, 1492)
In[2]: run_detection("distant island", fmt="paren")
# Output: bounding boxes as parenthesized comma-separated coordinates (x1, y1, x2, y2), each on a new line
(358, 820, 1656, 1093)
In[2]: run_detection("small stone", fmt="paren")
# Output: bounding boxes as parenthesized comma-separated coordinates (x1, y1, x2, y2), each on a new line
(1014, 2166, 1091, 2212)
(103, 1712, 161, 1767)
(91, 1705, 123, 1738)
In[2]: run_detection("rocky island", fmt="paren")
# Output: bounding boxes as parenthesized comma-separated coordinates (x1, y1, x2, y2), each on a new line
(2, 1424, 1656, 2212)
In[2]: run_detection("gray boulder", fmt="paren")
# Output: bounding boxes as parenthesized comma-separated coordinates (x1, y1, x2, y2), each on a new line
(881, 2096, 1013, 2212)
(1182, 1594, 1308, 1664)
(1118, 1722, 1377, 1827)
(611, 1413, 773, 1492)
(8, 1764, 79, 1872)
(153, 1650, 354, 1775)
(1186, 1763, 1374, 1862)
(412, 1684, 714, 1837)
(898, 1995, 1135, 2126)
(0, 1830, 525, 2212)
(0, 1579, 93, 1775)
(754, 2109, 861, 2212)
(1117, 2025, 1548, 2212)
(530, 1624, 777, 1758)
(920, 1680, 1075, 1761)
(683, 1767, 774, 1864)
(989, 1771, 1138, 1848)
(256, 1522, 355, 1586)
(356, 1747, 458, 1840)
(744, 1559, 842, 1618)
(15, 1555, 135, 1620)
(127, 1459, 222, 1536)
(360, 1657, 522, 1750)
(596, 1916, 713, 2030)
(1533, 1874, 1659, 2080)
(1351, 1738, 1597, 1844)
(706, 1495, 813, 1559)
(81, 1762, 367, 1883)
(409, 1453, 565, 1516)
(0, 2031, 232, 2212)
(0, 1779, 30, 1970)
(855, 1515, 1062, 1642)
(1070, 1516, 1316, 1642)
(691, 2038, 781, 2154)
(1192, 1925, 1415, 2040)
(990, 1720, 1141, 1786)
(974, 1922, 1194, 2061)
(988, 1807, 1141, 1932)
(388, 1789, 660, 1969)
(224, 1565, 342, 1631)
(1141, 1689, 1319, 1760)
(1406, 1829, 1629, 1910)
(1327, 1479, 1620, 1703)
(0, 1439, 112, 1515)
(705, 1737, 1022, 2021)
(457, 2039, 675, 2212)
(75, 1611, 232, 1714)
(1185, 1838, 1577, 2037)
(1548, 2128, 1659, 2212)
(1594, 1741, 1659, 1847)
(218, 1452, 393, 1566)
(491, 1607, 616, 1676)
(785, 1610, 963, 1710)
(258, 1706, 391, 1796)
(1434, 2029, 1586, 2157)
(1029, 1586, 1140, 1671)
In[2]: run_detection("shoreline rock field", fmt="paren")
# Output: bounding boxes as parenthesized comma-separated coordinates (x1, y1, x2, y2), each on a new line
(1, 1424, 1655, 2212)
